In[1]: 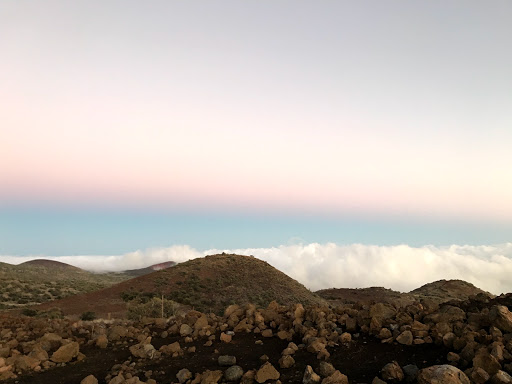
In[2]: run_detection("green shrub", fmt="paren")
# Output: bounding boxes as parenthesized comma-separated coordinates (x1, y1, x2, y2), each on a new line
(21, 308, 38, 317)
(121, 290, 138, 302)
(127, 297, 181, 320)
(120, 290, 156, 303)
(80, 311, 96, 321)
(37, 307, 64, 319)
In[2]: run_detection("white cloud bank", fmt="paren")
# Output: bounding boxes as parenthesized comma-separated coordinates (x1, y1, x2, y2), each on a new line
(2, 243, 512, 295)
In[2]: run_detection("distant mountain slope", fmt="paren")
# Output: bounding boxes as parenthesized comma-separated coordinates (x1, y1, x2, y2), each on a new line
(20, 259, 81, 270)
(317, 279, 494, 307)
(316, 287, 414, 307)
(0, 260, 131, 309)
(409, 279, 494, 303)
(37, 253, 327, 316)
(124, 261, 176, 277)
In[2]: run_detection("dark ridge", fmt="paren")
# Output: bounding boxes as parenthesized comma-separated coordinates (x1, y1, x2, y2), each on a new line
(124, 261, 177, 277)
(19, 259, 81, 270)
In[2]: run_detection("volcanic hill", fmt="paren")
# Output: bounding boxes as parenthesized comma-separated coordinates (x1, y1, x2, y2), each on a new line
(409, 279, 494, 303)
(19, 259, 81, 270)
(0, 260, 131, 309)
(316, 286, 413, 307)
(124, 261, 177, 277)
(317, 279, 494, 307)
(37, 253, 327, 317)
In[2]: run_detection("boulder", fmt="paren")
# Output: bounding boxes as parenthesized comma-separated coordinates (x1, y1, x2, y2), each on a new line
(461, 341, 478, 362)
(317, 348, 331, 360)
(339, 333, 352, 343)
(40, 333, 62, 351)
(224, 304, 241, 317)
(491, 342, 505, 362)
(194, 315, 209, 331)
(473, 350, 502, 376)
(81, 375, 99, 384)
(200, 370, 222, 384)
(220, 332, 232, 343)
(370, 317, 383, 335)
(176, 368, 192, 383)
(180, 324, 193, 337)
(277, 330, 292, 340)
(346, 317, 357, 332)
(261, 329, 273, 338)
(225, 365, 244, 382)
(160, 341, 181, 355)
(129, 340, 156, 359)
(108, 326, 128, 341)
(425, 306, 466, 324)
(234, 318, 253, 333)
(318, 362, 336, 377)
(434, 322, 452, 337)
(0, 365, 15, 381)
(443, 332, 456, 348)
(307, 340, 327, 354)
(370, 303, 397, 320)
(412, 321, 429, 332)
(491, 370, 512, 384)
(282, 347, 296, 356)
(241, 370, 256, 384)
(0, 347, 9, 359)
(447, 352, 461, 362)
(278, 355, 295, 369)
(303, 365, 321, 384)
(108, 374, 125, 384)
(381, 361, 404, 382)
(293, 304, 305, 326)
(417, 365, 470, 384)
(218, 355, 237, 366)
(28, 344, 49, 362)
(321, 371, 348, 384)
(378, 328, 392, 340)
(51, 342, 79, 363)
(96, 335, 108, 349)
(255, 362, 280, 383)
(396, 331, 413, 345)
(490, 306, 512, 333)
(14, 355, 40, 371)
(469, 367, 491, 384)
(403, 364, 419, 383)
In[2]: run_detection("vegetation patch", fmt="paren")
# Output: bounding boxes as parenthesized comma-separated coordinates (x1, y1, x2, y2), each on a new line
(0, 262, 131, 309)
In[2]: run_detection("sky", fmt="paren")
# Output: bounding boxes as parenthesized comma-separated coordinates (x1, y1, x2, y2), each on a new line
(1, 1, 512, 292)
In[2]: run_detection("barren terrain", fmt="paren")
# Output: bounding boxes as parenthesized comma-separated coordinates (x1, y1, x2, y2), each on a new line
(1, 254, 511, 384)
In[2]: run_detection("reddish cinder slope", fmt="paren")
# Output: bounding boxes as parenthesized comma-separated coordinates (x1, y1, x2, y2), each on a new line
(124, 261, 177, 277)
(37, 254, 326, 317)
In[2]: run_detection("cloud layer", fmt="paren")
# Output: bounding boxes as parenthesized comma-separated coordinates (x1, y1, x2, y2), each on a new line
(2, 243, 512, 295)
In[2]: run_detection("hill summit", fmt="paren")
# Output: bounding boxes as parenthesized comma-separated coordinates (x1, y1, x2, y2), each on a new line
(410, 279, 494, 303)
(20, 259, 81, 270)
(0, 260, 129, 309)
(124, 261, 177, 277)
(39, 253, 326, 316)
(317, 279, 494, 307)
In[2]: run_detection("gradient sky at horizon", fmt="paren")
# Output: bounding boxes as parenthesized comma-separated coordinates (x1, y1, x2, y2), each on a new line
(1, 1, 512, 256)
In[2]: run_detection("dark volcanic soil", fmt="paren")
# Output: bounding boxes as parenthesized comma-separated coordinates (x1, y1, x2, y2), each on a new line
(6, 331, 448, 384)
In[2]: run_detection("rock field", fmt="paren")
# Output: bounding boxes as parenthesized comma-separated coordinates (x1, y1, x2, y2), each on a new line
(1, 293, 512, 383)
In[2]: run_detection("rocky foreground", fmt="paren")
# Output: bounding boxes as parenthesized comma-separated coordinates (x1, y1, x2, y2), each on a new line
(1, 293, 512, 384)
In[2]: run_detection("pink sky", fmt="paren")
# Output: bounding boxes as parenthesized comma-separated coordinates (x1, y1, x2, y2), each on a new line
(3, 106, 511, 221)
(2, 1, 512, 222)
